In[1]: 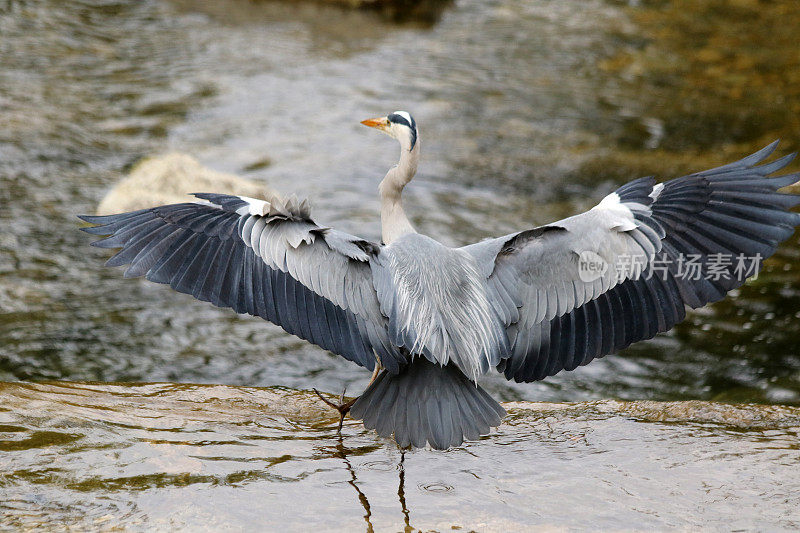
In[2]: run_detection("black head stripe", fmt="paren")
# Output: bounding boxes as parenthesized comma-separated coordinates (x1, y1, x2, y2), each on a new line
(387, 112, 410, 128)
(387, 112, 418, 150)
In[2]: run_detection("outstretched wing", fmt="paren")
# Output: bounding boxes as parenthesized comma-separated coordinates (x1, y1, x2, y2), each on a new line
(79, 194, 405, 373)
(463, 141, 800, 383)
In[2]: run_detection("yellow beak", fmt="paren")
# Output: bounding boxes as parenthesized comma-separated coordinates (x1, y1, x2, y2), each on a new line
(360, 116, 389, 131)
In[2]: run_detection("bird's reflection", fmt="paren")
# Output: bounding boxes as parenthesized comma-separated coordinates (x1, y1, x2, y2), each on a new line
(398, 452, 413, 532)
(332, 436, 416, 532)
(334, 436, 374, 532)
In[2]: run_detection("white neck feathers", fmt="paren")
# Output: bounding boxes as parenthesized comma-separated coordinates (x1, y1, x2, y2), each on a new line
(379, 139, 419, 244)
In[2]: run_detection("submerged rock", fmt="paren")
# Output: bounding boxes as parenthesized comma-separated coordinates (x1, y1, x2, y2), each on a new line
(97, 153, 275, 215)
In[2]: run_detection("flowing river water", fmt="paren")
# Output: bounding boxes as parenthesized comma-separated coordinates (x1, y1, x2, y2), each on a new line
(1, 0, 799, 530)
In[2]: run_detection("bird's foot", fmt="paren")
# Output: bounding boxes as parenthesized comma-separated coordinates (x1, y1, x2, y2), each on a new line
(313, 388, 357, 433)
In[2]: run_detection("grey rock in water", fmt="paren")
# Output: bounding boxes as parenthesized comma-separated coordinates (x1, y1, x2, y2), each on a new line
(97, 153, 275, 215)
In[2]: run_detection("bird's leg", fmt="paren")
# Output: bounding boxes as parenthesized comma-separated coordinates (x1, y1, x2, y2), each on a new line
(313, 387, 357, 433)
(366, 362, 382, 386)
(313, 363, 384, 434)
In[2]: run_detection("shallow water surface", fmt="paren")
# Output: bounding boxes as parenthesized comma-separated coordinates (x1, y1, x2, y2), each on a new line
(2, 382, 799, 531)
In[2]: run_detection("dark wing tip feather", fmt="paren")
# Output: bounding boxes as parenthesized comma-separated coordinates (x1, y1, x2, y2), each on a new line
(695, 140, 780, 177)
(81, 225, 114, 235)
(77, 209, 153, 225)
(78, 214, 100, 225)
(755, 151, 796, 175)
(77, 214, 108, 226)
(737, 139, 781, 168)
(747, 139, 780, 164)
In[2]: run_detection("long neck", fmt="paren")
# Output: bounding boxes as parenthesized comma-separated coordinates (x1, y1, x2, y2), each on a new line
(379, 139, 419, 244)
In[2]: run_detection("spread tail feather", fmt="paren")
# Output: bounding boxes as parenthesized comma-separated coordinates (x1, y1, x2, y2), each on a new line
(349, 357, 506, 450)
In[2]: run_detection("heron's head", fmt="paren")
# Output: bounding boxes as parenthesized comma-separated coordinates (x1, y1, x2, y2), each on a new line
(361, 111, 418, 151)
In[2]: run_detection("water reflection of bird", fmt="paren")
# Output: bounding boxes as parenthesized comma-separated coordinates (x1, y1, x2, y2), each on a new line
(80, 111, 800, 450)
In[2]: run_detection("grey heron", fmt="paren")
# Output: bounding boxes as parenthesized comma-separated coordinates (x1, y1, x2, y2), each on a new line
(80, 111, 800, 450)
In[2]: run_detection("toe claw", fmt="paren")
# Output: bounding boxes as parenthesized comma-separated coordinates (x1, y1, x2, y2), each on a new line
(313, 388, 339, 410)
(313, 387, 362, 436)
